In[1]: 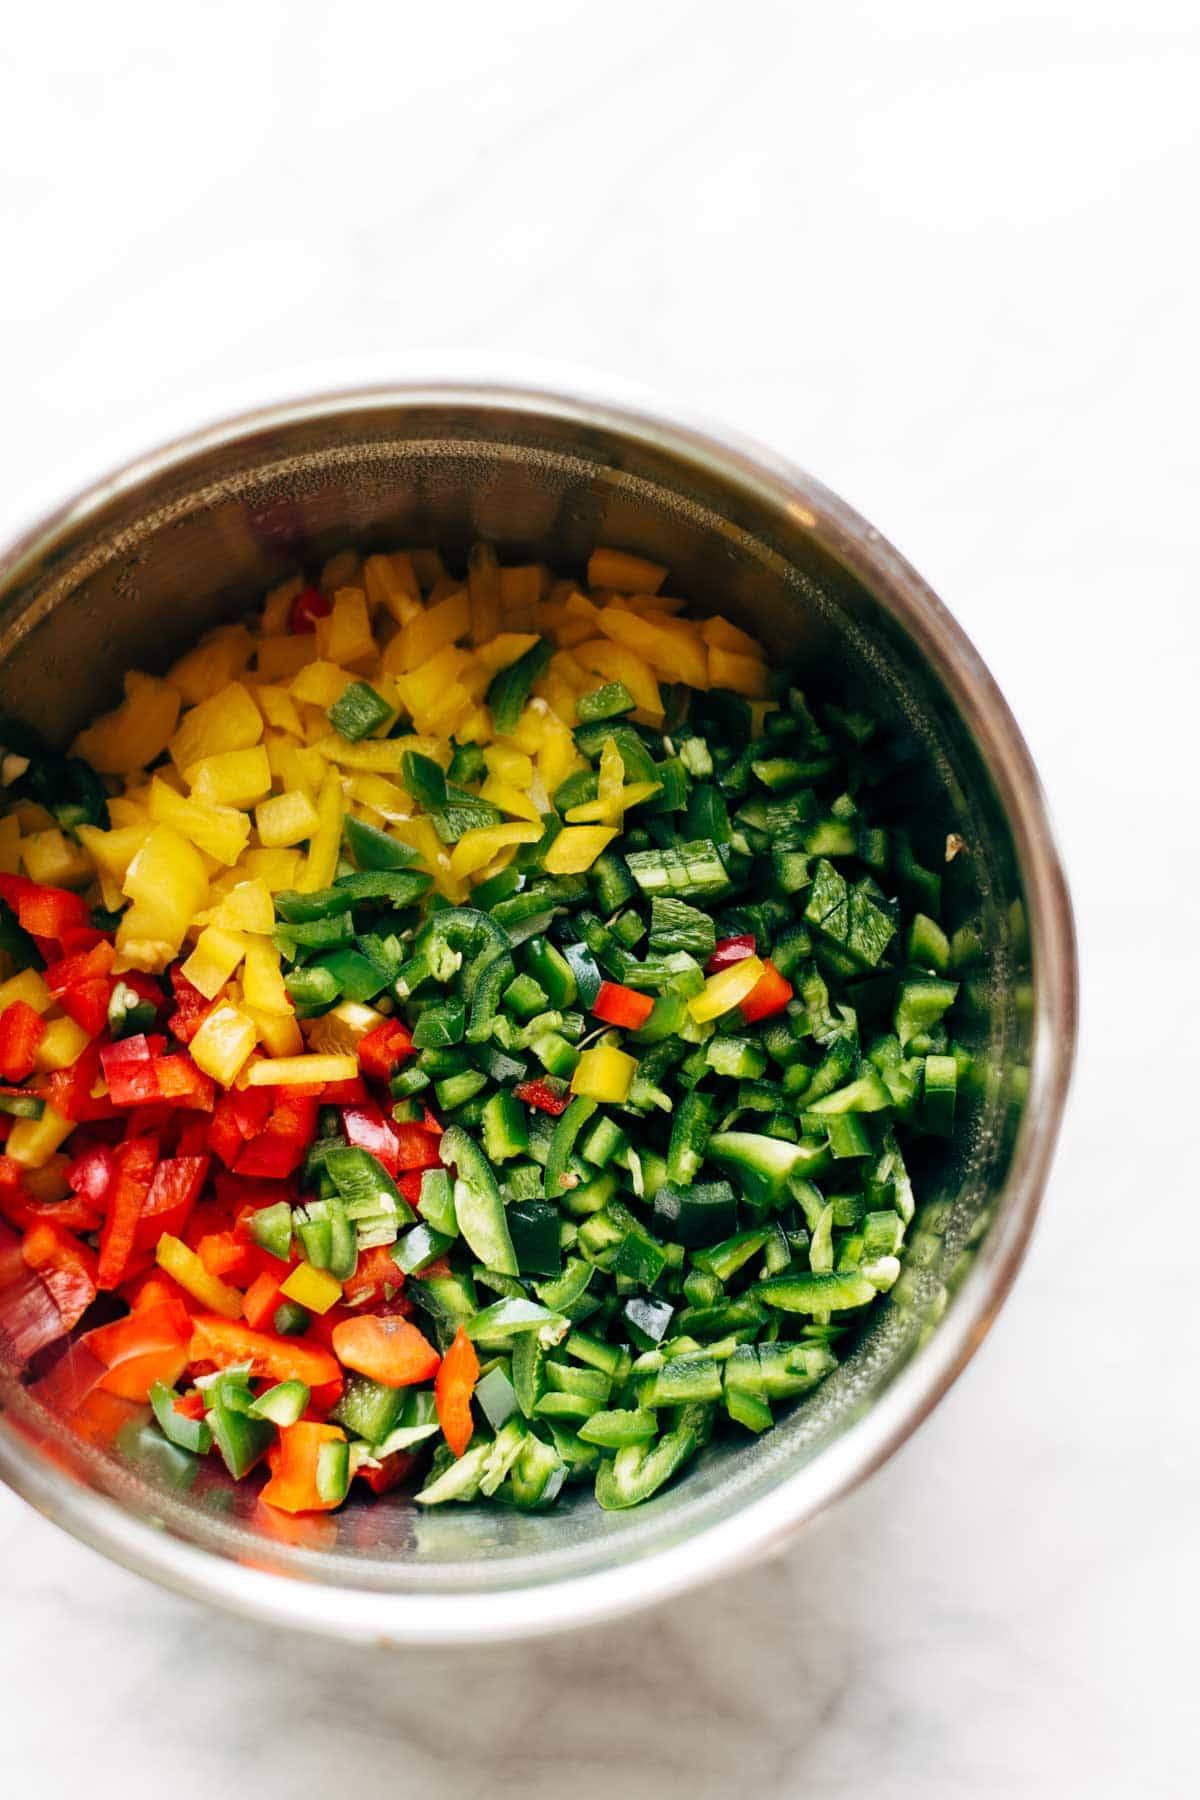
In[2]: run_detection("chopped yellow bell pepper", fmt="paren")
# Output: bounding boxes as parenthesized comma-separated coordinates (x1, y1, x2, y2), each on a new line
(475, 632, 541, 672)
(346, 774, 411, 820)
(244, 1005, 304, 1058)
(21, 828, 92, 888)
(72, 671, 181, 776)
(449, 822, 542, 881)
(484, 744, 534, 786)
(184, 745, 272, 808)
(700, 614, 763, 657)
(190, 1003, 258, 1086)
(255, 684, 305, 736)
(573, 640, 663, 720)
(148, 776, 251, 867)
(181, 925, 249, 1000)
(120, 825, 209, 964)
(498, 564, 546, 627)
(382, 587, 470, 675)
(688, 955, 766, 1023)
(260, 578, 304, 637)
(598, 607, 709, 691)
(156, 1234, 243, 1319)
(241, 939, 293, 1015)
(290, 660, 353, 709)
(245, 1053, 358, 1087)
(0, 968, 53, 1014)
(706, 646, 769, 698)
(33, 1015, 92, 1073)
(321, 588, 375, 666)
(586, 548, 667, 594)
(168, 679, 263, 772)
(296, 769, 343, 893)
(571, 1044, 637, 1103)
(306, 1000, 384, 1058)
(6, 1103, 75, 1168)
(478, 777, 541, 824)
(206, 878, 275, 935)
(565, 780, 661, 826)
(256, 788, 321, 848)
(363, 551, 422, 623)
(542, 825, 618, 875)
(167, 625, 255, 704)
(240, 847, 303, 892)
(280, 1263, 343, 1315)
(255, 635, 318, 681)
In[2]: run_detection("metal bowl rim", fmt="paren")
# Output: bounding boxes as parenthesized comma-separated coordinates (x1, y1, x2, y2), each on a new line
(0, 375, 1078, 1644)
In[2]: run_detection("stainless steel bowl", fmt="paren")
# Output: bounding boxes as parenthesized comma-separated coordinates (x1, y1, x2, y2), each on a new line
(0, 380, 1076, 1642)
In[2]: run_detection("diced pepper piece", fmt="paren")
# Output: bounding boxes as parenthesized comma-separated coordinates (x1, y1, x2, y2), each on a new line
(190, 1004, 258, 1087)
(280, 1263, 343, 1315)
(245, 1054, 358, 1087)
(688, 954, 766, 1023)
(435, 1324, 480, 1457)
(591, 981, 655, 1030)
(155, 1233, 243, 1318)
(570, 1044, 637, 1103)
(330, 1313, 440, 1388)
(261, 1422, 347, 1513)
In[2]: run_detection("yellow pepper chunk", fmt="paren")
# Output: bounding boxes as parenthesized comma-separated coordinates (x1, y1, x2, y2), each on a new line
(296, 769, 343, 893)
(72, 671, 181, 776)
(240, 848, 303, 892)
(33, 1015, 92, 1073)
(245, 1053, 358, 1087)
(207, 878, 275, 935)
(280, 1263, 343, 1315)
(290, 660, 353, 709)
(168, 680, 263, 772)
(346, 774, 410, 820)
(706, 646, 769, 698)
(255, 635, 318, 682)
(478, 777, 541, 824)
(449, 822, 542, 881)
(255, 684, 305, 737)
(586, 549, 667, 594)
(242, 940, 293, 1016)
(363, 551, 421, 623)
(573, 640, 663, 720)
(688, 954, 766, 1023)
(148, 776, 251, 866)
(6, 1103, 75, 1169)
(21, 828, 93, 888)
(167, 625, 255, 704)
(190, 1003, 258, 1086)
(256, 788, 321, 848)
(184, 745, 272, 808)
(700, 614, 763, 657)
(542, 825, 618, 875)
(322, 588, 375, 666)
(382, 587, 470, 675)
(156, 1234, 243, 1319)
(245, 1005, 304, 1058)
(120, 825, 209, 965)
(565, 780, 661, 826)
(0, 968, 53, 1014)
(474, 632, 541, 672)
(181, 925, 249, 1000)
(484, 744, 534, 786)
(305, 1001, 384, 1058)
(598, 608, 709, 692)
(571, 1044, 637, 1103)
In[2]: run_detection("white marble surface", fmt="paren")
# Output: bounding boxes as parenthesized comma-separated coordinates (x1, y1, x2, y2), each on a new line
(2, 3, 1198, 1794)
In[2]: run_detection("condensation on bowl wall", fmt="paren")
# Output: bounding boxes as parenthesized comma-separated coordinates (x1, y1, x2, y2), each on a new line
(0, 379, 1077, 1644)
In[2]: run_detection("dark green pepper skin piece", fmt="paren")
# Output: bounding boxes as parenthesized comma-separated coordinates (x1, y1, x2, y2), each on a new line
(439, 1125, 518, 1276)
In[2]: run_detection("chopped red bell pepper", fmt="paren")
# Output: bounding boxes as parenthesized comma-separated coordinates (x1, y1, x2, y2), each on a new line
(435, 1323, 480, 1458)
(356, 1018, 415, 1082)
(154, 1055, 216, 1111)
(133, 1154, 209, 1251)
(97, 1136, 159, 1289)
(172, 1389, 207, 1422)
(81, 1297, 192, 1401)
(45, 1043, 115, 1122)
(44, 939, 115, 995)
(512, 1078, 571, 1116)
(341, 1102, 404, 1177)
(739, 959, 794, 1024)
(59, 979, 114, 1038)
(331, 1312, 439, 1387)
(188, 1314, 341, 1389)
(67, 1143, 115, 1210)
(0, 875, 91, 943)
(390, 1120, 443, 1173)
(706, 933, 757, 973)
(355, 1446, 424, 1496)
(260, 1420, 345, 1513)
(197, 1230, 259, 1285)
(21, 1220, 98, 1330)
(234, 1092, 317, 1179)
(288, 585, 332, 634)
(342, 1244, 404, 1308)
(591, 980, 656, 1030)
(396, 1170, 426, 1207)
(320, 1075, 371, 1105)
(167, 966, 222, 1044)
(0, 1001, 46, 1082)
(54, 926, 109, 958)
(242, 1264, 291, 1332)
(99, 1034, 168, 1107)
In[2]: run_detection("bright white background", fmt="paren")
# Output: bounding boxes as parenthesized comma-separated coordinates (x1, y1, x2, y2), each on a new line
(1, 3, 1196, 1795)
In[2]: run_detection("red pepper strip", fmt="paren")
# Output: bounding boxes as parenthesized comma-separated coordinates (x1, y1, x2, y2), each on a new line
(321, 1076, 371, 1105)
(261, 1420, 345, 1513)
(420, 1106, 443, 1137)
(45, 940, 115, 995)
(166, 967, 224, 1045)
(0, 1002, 46, 1082)
(356, 1447, 424, 1496)
(154, 1056, 216, 1111)
(67, 1140, 118, 1209)
(234, 1093, 317, 1179)
(198, 1230, 260, 1286)
(0, 1221, 74, 1362)
(59, 980, 114, 1038)
(396, 1170, 425, 1207)
(374, 1118, 441, 1174)
(591, 980, 656, 1030)
(331, 1313, 440, 1387)
(706, 933, 757, 974)
(54, 926, 109, 958)
(97, 1136, 159, 1289)
(512, 1078, 571, 1116)
(45, 1043, 115, 1123)
(21, 1221, 98, 1330)
(340, 1102, 404, 1177)
(173, 1389, 206, 1422)
(133, 1154, 209, 1251)
(0, 875, 91, 943)
(188, 1315, 342, 1389)
(82, 1298, 192, 1401)
(288, 585, 332, 634)
(739, 959, 794, 1024)
(99, 1034, 168, 1107)
(242, 1265, 291, 1331)
(356, 1018, 415, 1082)
(342, 1244, 405, 1307)
(435, 1324, 480, 1458)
